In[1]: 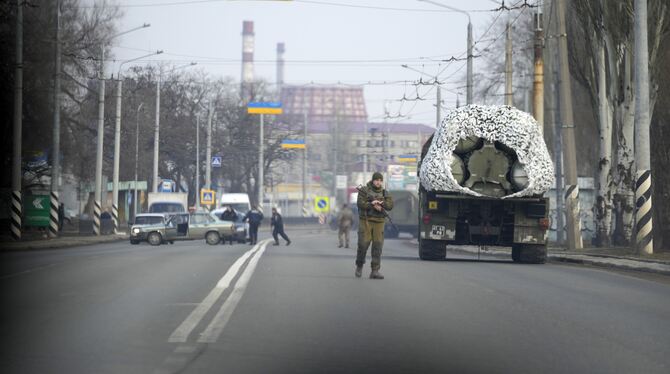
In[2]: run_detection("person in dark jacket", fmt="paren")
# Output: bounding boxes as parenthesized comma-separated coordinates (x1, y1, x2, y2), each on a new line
(270, 207, 291, 246)
(219, 205, 239, 245)
(243, 206, 264, 245)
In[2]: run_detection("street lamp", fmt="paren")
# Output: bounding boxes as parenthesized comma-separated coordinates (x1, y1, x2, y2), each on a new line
(93, 23, 150, 236)
(112, 50, 162, 233)
(417, 0, 473, 105)
(152, 62, 197, 194)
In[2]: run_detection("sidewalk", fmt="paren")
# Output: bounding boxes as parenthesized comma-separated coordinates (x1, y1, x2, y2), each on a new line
(0, 232, 128, 252)
(407, 239, 670, 276)
(548, 246, 670, 276)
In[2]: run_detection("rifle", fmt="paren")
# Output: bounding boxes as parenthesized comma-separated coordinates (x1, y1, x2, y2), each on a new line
(355, 185, 399, 233)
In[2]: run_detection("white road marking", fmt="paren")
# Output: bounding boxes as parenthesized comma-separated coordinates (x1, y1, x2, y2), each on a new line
(168, 242, 263, 343)
(197, 240, 271, 343)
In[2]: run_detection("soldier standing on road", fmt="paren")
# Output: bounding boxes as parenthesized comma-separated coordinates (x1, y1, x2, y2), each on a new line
(337, 203, 353, 248)
(356, 172, 393, 279)
(271, 208, 291, 246)
(244, 206, 264, 245)
(220, 205, 238, 245)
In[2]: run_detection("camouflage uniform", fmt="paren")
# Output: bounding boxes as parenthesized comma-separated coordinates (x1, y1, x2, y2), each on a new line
(356, 180, 393, 271)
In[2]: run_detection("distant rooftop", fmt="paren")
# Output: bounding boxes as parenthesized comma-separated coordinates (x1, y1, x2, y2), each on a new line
(281, 85, 368, 123)
(306, 121, 435, 135)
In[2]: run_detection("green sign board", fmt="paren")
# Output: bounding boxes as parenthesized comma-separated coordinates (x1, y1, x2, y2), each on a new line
(24, 195, 50, 227)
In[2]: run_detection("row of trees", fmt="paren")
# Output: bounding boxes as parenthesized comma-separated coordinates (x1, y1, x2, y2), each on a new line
(1, 0, 302, 212)
(471, 1, 670, 250)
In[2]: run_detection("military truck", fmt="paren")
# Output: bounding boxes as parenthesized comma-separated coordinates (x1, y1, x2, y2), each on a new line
(417, 105, 553, 263)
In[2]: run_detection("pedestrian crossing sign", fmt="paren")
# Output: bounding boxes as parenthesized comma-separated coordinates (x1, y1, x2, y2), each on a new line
(211, 156, 222, 168)
(314, 196, 330, 213)
(201, 189, 216, 205)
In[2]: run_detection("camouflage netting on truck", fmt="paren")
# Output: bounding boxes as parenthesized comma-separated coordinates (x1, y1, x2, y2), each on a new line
(419, 105, 555, 198)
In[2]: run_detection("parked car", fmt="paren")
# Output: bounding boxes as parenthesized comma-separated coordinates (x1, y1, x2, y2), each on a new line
(210, 208, 247, 243)
(130, 212, 235, 246)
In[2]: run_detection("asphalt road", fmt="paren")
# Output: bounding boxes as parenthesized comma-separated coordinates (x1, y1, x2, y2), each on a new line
(1, 229, 669, 374)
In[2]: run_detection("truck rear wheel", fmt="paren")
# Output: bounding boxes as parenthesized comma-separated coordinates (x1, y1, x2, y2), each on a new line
(512, 244, 546, 264)
(419, 239, 446, 261)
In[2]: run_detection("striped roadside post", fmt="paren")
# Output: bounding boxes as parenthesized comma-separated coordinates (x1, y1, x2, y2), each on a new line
(111, 202, 118, 234)
(49, 191, 59, 237)
(93, 200, 102, 235)
(564, 184, 583, 249)
(302, 206, 308, 217)
(635, 170, 653, 254)
(10, 191, 22, 240)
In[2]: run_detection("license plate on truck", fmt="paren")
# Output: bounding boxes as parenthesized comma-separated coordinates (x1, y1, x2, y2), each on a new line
(431, 225, 445, 238)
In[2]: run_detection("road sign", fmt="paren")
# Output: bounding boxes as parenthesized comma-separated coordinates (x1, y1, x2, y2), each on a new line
(314, 196, 330, 213)
(336, 175, 348, 189)
(247, 102, 283, 115)
(24, 195, 50, 227)
(281, 139, 306, 149)
(159, 179, 176, 192)
(200, 189, 216, 205)
(211, 156, 222, 168)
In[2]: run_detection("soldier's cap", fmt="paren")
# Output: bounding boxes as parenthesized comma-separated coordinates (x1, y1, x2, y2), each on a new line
(372, 172, 383, 181)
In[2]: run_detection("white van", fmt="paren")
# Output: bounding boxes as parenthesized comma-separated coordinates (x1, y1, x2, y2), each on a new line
(217, 193, 251, 214)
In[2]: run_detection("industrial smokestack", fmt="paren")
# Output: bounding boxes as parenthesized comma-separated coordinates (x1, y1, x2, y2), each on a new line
(276, 42, 285, 93)
(241, 20, 255, 102)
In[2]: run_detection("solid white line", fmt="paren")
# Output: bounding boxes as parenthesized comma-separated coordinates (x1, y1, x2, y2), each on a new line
(168, 242, 263, 343)
(197, 240, 271, 343)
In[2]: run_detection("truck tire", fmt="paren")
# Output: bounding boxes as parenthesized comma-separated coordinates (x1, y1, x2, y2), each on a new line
(205, 231, 221, 245)
(419, 239, 446, 260)
(148, 232, 162, 246)
(512, 244, 546, 264)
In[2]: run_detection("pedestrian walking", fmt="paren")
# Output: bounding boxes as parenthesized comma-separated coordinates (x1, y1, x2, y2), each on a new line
(356, 172, 393, 279)
(219, 205, 238, 245)
(271, 207, 291, 246)
(58, 203, 65, 232)
(244, 206, 264, 245)
(337, 203, 353, 248)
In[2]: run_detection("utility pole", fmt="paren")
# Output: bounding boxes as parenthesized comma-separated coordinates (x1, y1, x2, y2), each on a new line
(206, 101, 213, 191)
(467, 19, 473, 105)
(505, 21, 513, 107)
(195, 114, 200, 209)
(533, 7, 544, 135)
(363, 122, 368, 176)
(556, 0, 583, 250)
(258, 113, 264, 209)
(302, 112, 307, 212)
(153, 68, 161, 193)
(93, 46, 106, 236)
(112, 76, 122, 233)
(436, 84, 442, 126)
(49, 0, 62, 238)
(544, 0, 564, 245)
(634, 0, 653, 254)
(11, 0, 23, 241)
(133, 103, 143, 220)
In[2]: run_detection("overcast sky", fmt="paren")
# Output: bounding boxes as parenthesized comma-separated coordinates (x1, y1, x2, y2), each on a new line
(105, 0, 516, 126)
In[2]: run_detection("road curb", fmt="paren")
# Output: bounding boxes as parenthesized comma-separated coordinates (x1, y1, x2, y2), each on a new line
(548, 254, 670, 276)
(0, 235, 128, 252)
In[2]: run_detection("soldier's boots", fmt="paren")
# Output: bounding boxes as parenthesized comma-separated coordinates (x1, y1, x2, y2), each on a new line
(369, 270, 384, 280)
(355, 266, 363, 278)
